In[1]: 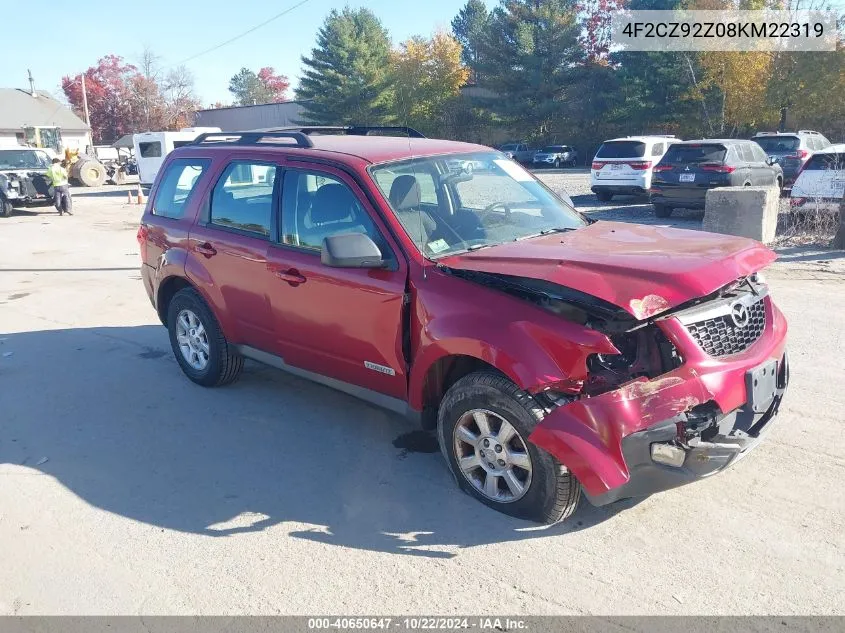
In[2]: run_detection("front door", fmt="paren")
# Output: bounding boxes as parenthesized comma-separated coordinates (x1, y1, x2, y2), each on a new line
(264, 162, 408, 400)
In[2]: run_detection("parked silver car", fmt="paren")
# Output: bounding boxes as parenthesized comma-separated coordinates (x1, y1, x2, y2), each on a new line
(532, 145, 578, 168)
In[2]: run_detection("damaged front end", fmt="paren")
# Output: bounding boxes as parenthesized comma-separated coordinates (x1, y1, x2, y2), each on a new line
(0, 171, 52, 206)
(442, 266, 790, 505)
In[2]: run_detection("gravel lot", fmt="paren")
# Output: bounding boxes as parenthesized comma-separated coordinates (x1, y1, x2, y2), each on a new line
(0, 178, 843, 616)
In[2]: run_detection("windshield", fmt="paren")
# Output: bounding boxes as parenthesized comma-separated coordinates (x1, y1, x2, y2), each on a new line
(661, 144, 727, 164)
(595, 141, 645, 159)
(541, 146, 564, 153)
(0, 149, 50, 170)
(370, 152, 585, 259)
(753, 136, 800, 153)
(499, 144, 518, 151)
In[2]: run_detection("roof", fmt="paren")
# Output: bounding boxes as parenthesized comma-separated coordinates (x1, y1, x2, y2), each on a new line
(605, 136, 677, 143)
(186, 134, 490, 165)
(0, 88, 89, 132)
(673, 139, 748, 145)
(112, 134, 135, 149)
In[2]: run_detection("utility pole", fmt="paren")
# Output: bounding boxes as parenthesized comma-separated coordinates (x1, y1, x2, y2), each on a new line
(81, 74, 91, 128)
(27, 69, 36, 96)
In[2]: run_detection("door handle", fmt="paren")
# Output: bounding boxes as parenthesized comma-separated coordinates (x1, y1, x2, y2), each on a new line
(276, 268, 307, 286)
(194, 242, 217, 257)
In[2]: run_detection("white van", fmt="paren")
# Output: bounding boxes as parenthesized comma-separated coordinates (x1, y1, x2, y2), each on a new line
(133, 127, 221, 191)
(790, 144, 845, 214)
(590, 135, 677, 201)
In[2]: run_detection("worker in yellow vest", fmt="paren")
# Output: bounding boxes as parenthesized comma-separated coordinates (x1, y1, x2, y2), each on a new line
(45, 158, 72, 216)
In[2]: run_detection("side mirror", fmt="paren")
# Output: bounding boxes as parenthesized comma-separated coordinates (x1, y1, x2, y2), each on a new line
(766, 156, 777, 165)
(321, 233, 386, 269)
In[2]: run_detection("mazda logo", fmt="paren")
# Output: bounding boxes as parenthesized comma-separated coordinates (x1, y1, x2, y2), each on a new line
(731, 302, 750, 328)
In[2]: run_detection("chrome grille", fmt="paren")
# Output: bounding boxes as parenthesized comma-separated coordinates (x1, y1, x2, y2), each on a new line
(685, 298, 766, 357)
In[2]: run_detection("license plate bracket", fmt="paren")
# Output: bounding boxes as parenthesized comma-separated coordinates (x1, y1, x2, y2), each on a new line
(746, 359, 778, 413)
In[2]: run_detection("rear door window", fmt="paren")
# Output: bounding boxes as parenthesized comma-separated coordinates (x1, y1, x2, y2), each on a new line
(139, 142, 162, 158)
(596, 141, 646, 159)
(739, 144, 756, 163)
(210, 161, 277, 237)
(151, 159, 209, 219)
(651, 143, 665, 156)
(662, 144, 727, 165)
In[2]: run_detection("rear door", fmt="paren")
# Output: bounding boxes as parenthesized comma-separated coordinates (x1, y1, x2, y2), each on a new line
(187, 158, 280, 351)
(748, 142, 777, 185)
(264, 161, 409, 399)
(593, 140, 648, 180)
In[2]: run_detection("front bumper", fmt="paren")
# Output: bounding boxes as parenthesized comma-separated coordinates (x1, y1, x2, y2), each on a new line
(529, 295, 789, 505)
(586, 353, 788, 505)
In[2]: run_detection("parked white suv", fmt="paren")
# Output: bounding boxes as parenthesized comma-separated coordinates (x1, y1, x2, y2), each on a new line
(790, 144, 845, 215)
(591, 135, 677, 201)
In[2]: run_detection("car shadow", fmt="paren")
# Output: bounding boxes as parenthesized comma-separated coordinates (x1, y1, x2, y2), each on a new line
(0, 325, 643, 558)
(70, 188, 136, 199)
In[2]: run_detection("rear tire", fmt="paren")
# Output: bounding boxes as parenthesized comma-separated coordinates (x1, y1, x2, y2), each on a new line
(74, 160, 107, 187)
(437, 372, 581, 524)
(595, 191, 613, 202)
(654, 204, 672, 218)
(166, 287, 244, 387)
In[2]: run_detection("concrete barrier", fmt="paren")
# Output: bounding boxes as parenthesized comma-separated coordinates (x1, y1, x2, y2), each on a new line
(703, 186, 779, 244)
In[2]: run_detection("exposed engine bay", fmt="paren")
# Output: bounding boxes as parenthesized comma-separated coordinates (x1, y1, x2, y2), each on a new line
(0, 170, 52, 206)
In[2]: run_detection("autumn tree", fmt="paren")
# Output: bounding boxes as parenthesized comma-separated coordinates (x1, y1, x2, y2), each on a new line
(228, 67, 290, 106)
(392, 32, 470, 134)
(297, 8, 394, 125)
(451, 0, 490, 82)
(62, 55, 137, 142)
(578, 0, 626, 63)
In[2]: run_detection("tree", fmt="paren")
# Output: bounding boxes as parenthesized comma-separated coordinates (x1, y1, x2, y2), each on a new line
(477, 0, 584, 139)
(451, 0, 490, 82)
(578, 0, 626, 63)
(228, 67, 290, 106)
(163, 66, 202, 129)
(62, 55, 138, 143)
(392, 32, 470, 134)
(297, 8, 394, 125)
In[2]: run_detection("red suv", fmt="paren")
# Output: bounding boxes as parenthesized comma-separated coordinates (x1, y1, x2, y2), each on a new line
(138, 128, 789, 524)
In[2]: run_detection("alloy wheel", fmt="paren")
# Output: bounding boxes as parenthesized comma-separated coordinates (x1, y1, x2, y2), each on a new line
(453, 409, 533, 503)
(175, 309, 210, 371)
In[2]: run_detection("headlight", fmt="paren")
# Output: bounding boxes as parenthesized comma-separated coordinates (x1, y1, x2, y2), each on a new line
(751, 271, 766, 285)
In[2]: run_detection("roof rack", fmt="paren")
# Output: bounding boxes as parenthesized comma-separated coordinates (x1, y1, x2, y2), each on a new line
(797, 129, 820, 135)
(190, 131, 313, 147)
(261, 125, 427, 138)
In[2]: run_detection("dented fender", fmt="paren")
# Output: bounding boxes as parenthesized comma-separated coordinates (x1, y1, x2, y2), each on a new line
(528, 368, 714, 496)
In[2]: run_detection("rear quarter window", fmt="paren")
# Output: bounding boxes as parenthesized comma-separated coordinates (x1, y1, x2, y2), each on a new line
(139, 142, 163, 158)
(596, 141, 646, 159)
(151, 159, 210, 219)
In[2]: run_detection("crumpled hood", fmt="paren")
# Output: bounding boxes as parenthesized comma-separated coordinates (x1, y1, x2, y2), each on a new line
(438, 221, 776, 319)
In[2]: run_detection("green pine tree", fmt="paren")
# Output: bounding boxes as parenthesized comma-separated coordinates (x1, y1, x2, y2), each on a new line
(451, 0, 490, 82)
(297, 8, 394, 125)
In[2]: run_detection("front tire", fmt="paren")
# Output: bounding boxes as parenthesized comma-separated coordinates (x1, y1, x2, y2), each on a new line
(595, 191, 613, 202)
(167, 287, 244, 387)
(0, 197, 12, 218)
(437, 372, 581, 524)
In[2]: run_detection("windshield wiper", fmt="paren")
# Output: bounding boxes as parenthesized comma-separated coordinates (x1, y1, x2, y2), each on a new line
(516, 227, 579, 241)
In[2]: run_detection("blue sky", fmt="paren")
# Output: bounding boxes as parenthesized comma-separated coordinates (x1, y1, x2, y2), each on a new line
(0, 0, 494, 107)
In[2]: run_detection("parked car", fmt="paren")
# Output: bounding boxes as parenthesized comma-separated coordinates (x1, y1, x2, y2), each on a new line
(498, 143, 535, 164)
(590, 135, 676, 201)
(139, 128, 789, 524)
(789, 143, 845, 215)
(650, 139, 783, 218)
(533, 145, 578, 168)
(0, 147, 54, 217)
(752, 130, 831, 191)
